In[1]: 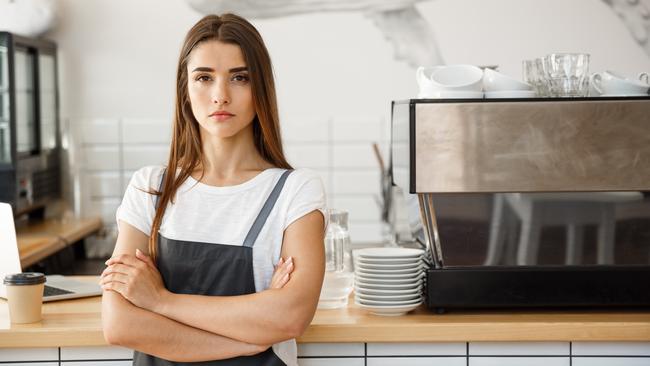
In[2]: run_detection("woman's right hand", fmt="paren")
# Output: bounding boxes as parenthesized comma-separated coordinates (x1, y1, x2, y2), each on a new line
(269, 256, 294, 289)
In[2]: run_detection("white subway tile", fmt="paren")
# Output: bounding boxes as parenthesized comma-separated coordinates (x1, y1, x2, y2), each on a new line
(469, 342, 569, 356)
(284, 144, 330, 169)
(298, 358, 364, 366)
(572, 342, 650, 356)
(369, 357, 465, 366)
(0, 348, 58, 361)
(78, 118, 120, 144)
(82, 146, 120, 171)
(83, 198, 121, 225)
(332, 170, 380, 195)
(62, 362, 132, 366)
(61, 346, 133, 360)
(349, 221, 384, 243)
(367, 342, 466, 356)
(122, 145, 168, 170)
(332, 195, 381, 221)
(469, 357, 569, 366)
(121, 118, 172, 144)
(85, 172, 123, 198)
(298, 343, 364, 357)
(333, 144, 380, 168)
(281, 119, 330, 143)
(332, 120, 387, 143)
(3, 363, 58, 366)
(572, 357, 650, 366)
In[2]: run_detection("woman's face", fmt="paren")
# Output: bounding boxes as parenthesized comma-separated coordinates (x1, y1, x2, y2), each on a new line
(187, 40, 256, 139)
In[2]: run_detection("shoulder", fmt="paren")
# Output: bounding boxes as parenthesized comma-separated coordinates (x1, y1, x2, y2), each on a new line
(285, 168, 325, 193)
(127, 165, 166, 190)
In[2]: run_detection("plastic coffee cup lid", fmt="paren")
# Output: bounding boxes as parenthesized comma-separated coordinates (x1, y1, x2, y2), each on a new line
(3, 272, 46, 286)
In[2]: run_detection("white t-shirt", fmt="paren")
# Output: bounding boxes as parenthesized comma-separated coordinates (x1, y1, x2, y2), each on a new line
(115, 165, 327, 366)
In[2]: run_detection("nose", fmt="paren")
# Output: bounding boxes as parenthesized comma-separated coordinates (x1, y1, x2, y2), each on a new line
(211, 79, 230, 105)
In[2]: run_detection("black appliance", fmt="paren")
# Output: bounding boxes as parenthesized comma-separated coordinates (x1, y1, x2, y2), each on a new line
(390, 97, 650, 311)
(0, 32, 60, 218)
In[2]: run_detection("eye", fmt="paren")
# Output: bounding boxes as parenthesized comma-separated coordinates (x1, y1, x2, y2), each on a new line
(231, 73, 250, 83)
(196, 75, 212, 82)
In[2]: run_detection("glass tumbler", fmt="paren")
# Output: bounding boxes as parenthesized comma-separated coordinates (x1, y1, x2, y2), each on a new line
(542, 53, 590, 97)
(523, 59, 543, 97)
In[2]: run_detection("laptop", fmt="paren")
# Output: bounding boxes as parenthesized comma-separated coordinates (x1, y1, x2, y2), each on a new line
(0, 202, 102, 302)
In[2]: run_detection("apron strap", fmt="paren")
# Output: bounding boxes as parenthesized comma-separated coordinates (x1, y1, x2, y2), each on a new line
(154, 168, 167, 210)
(242, 169, 293, 248)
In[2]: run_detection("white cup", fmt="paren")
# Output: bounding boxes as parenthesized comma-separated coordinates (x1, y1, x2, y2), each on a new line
(483, 68, 533, 92)
(590, 70, 650, 96)
(639, 72, 649, 85)
(416, 66, 444, 90)
(429, 64, 484, 92)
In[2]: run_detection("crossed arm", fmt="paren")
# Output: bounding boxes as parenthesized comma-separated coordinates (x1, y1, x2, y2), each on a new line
(101, 210, 325, 361)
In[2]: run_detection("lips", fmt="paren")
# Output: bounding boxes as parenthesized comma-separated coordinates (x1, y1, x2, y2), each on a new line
(209, 111, 234, 117)
(209, 110, 235, 121)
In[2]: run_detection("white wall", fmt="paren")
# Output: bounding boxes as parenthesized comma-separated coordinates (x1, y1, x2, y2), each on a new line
(42, 0, 650, 256)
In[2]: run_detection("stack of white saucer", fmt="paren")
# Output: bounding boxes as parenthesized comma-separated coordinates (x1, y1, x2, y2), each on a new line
(483, 68, 536, 99)
(353, 248, 425, 316)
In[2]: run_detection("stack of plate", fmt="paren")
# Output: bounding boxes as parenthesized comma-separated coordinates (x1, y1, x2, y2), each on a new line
(353, 247, 425, 316)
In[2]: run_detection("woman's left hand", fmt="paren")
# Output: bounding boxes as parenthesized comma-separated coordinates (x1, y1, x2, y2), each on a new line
(100, 249, 169, 313)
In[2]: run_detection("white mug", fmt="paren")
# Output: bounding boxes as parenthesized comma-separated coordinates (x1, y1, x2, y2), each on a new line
(590, 70, 650, 96)
(639, 72, 649, 85)
(416, 66, 444, 90)
(428, 64, 484, 92)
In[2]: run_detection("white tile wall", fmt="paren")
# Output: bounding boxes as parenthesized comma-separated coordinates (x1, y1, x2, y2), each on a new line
(368, 357, 465, 366)
(79, 118, 120, 144)
(121, 118, 171, 144)
(74, 117, 388, 257)
(367, 342, 466, 356)
(572, 358, 650, 366)
(298, 359, 364, 366)
(572, 342, 650, 356)
(469, 357, 570, 366)
(60, 346, 133, 360)
(285, 144, 330, 168)
(298, 343, 364, 357)
(469, 342, 569, 355)
(333, 145, 380, 168)
(86, 172, 123, 198)
(81, 146, 120, 171)
(61, 362, 132, 366)
(0, 347, 58, 361)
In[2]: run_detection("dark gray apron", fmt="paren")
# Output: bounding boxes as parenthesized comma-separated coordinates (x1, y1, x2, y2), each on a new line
(133, 169, 293, 366)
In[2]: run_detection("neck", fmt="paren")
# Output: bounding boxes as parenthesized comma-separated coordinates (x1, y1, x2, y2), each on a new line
(197, 124, 271, 180)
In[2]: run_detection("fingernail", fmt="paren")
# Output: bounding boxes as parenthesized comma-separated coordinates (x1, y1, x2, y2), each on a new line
(287, 256, 293, 263)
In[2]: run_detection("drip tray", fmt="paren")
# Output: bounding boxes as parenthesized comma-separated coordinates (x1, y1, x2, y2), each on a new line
(424, 265, 650, 312)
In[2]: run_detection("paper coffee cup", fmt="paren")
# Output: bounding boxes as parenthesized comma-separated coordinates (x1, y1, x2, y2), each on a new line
(3, 273, 46, 324)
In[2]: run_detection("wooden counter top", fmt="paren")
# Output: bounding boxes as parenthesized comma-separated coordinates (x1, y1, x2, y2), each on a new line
(16, 217, 103, 268)
(1, 277, 649, 348)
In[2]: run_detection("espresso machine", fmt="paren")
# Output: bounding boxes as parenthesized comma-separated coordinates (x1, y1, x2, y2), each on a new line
(390, 97, 650, 311)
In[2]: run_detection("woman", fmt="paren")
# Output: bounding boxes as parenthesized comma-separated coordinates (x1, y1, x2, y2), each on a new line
(100, 13, 326, 366)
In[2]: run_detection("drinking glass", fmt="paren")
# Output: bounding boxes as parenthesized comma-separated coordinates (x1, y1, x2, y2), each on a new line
(541, 53, 590, 97)
(523, 59, 543, 97)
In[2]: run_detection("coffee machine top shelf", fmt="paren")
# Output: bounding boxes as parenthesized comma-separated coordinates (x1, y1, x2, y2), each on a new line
(391, 98, 650, 194)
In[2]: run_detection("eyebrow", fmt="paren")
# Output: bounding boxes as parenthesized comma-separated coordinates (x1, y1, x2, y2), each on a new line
(191, 66, 248, 73)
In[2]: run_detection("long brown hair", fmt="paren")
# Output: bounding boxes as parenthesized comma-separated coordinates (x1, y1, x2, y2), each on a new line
(148, 14, 292, 261)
